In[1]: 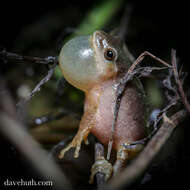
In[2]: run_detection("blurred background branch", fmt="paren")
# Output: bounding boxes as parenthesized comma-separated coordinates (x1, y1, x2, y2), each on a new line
(0, 80, 72, 190)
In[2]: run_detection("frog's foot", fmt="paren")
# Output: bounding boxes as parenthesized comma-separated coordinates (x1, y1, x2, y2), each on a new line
(89, 157, 112, 184)
(58, 140, 80, 159)
(113, 143, 144, 176)
(58, 128, 90, 159)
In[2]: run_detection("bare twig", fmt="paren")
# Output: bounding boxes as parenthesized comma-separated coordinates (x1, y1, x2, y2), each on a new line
(95, 143, 106, 188)
(162, 67, 179, 101)
(107, 51, 171, 160)
(106, 109, 187, 190)
(107, 94, 121, 160)
(0, 49, 58, 65)
(0, 49, 58, 111)
(16, 65, 55, 108)
(124, 95, 179, 147)
(90, 142, 111, 186)
(126, 51, 171, 76)
(106, 49, 189, 189)
(171, 49, 190, 116)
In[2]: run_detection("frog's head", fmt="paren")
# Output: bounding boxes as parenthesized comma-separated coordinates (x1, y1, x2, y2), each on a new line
(59, 31, 128, 92)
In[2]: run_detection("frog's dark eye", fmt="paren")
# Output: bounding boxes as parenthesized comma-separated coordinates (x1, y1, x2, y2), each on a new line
(104, 48, 116, 61)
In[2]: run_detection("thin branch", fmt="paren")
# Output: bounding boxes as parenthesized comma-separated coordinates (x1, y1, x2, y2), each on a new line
(107, 67, 168, 160)
(106, 49, 189, 189)
(106, 109, 187, 190)
(95, 142, 106, 189)
(126, 51, 171, 77)
(124, 95, 179, 147)
(162, 67, 179, 101)
(0, 49, 57, 108)
(0, 49, 58, 65)
(171, 49, 190, 116)
(16, 65, 55, 108)
(107, 92, 121, 160)
(107, 51, 171, 160)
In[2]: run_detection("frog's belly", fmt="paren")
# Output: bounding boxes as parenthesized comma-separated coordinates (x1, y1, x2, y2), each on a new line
(91, 82, 146, 150)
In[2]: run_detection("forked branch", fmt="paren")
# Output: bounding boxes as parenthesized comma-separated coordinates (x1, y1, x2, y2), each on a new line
(106, 49, 189, 189)
(106, 109, 187, 190)
(107, 51, 172, 160)
(171, 49, 190, 116)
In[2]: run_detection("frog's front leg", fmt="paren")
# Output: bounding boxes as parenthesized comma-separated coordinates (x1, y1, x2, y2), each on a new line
(58, 112, 95, 159)
(58, 127, 90, 159)
(113, 143, 144, 176)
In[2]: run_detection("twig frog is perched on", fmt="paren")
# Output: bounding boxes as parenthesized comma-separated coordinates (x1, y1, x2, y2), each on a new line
(58, 31, 147, 180)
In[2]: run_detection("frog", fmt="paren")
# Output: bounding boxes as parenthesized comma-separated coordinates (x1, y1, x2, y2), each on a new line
(58, 30, 147, 181)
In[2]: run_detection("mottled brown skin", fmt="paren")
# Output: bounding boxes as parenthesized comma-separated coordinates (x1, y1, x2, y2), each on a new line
(58, 30, 147, 179)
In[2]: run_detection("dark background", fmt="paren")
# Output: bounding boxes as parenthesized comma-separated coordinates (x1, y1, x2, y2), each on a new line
(0, 0, 189, 189)
(0, 1, 189, 62)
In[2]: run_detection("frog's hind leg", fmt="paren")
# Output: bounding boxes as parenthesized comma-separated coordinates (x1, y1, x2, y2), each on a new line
(113, 143, 144, 176)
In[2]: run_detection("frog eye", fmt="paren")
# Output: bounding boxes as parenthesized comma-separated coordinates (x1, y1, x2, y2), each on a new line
(104, 48, 116, 61)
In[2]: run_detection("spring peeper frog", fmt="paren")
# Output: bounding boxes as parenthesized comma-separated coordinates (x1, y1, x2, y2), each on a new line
(58, 31, 147, 180)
